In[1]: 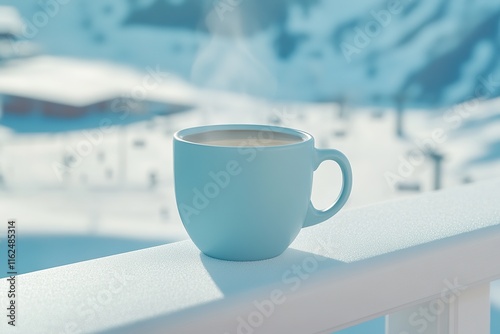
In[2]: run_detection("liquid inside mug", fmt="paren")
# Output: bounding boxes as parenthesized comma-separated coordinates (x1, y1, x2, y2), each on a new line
(174, 124, 352, 261)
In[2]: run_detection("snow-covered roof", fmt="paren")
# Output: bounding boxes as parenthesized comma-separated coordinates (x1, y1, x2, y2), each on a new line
(0, 40, 40, 60)
(0, 56, 198, 107)
(145, 78, 198, 107)
(0, 6, 23, 35)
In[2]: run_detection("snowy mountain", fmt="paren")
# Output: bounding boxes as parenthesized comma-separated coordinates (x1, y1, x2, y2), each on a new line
(2, 0, 500, 106)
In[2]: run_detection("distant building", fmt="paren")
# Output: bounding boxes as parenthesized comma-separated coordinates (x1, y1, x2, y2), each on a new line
(0, 6, 22, 39)
(0, 7, 194, 128)
(0, 55, 195, 124)
(0, 6, 38, 61)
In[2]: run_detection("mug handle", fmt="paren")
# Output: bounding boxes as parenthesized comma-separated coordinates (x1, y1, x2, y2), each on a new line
(303, 148, 353, 227)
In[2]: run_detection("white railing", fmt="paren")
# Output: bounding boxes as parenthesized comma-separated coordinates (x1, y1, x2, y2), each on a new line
(1, 180, 499, 334)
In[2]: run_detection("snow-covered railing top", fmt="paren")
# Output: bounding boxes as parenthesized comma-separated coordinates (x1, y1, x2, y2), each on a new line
(1, 180, 500, 333)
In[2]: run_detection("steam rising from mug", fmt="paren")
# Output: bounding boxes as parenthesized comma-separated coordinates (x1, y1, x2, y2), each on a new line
(190, 5, 278, 97)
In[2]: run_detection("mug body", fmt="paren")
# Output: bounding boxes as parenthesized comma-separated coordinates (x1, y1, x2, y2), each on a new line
(174, 124, 314, 261)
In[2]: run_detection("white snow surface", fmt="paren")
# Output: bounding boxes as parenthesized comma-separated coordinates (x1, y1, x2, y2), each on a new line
(0, 93, 499, 241)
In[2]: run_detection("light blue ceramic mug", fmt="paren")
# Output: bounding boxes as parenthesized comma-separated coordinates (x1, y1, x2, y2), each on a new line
(174, 124, 352, 261)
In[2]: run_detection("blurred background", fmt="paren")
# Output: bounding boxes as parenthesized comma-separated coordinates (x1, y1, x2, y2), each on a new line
(0, 1, 499, 332)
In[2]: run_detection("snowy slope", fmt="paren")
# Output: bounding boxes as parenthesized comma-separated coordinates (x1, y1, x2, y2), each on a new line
(1, 95, 498, 238)
(2, 0, 500, 106)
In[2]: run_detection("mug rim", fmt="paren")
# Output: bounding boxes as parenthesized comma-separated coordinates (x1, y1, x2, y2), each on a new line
(174, 124, 313, 148)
